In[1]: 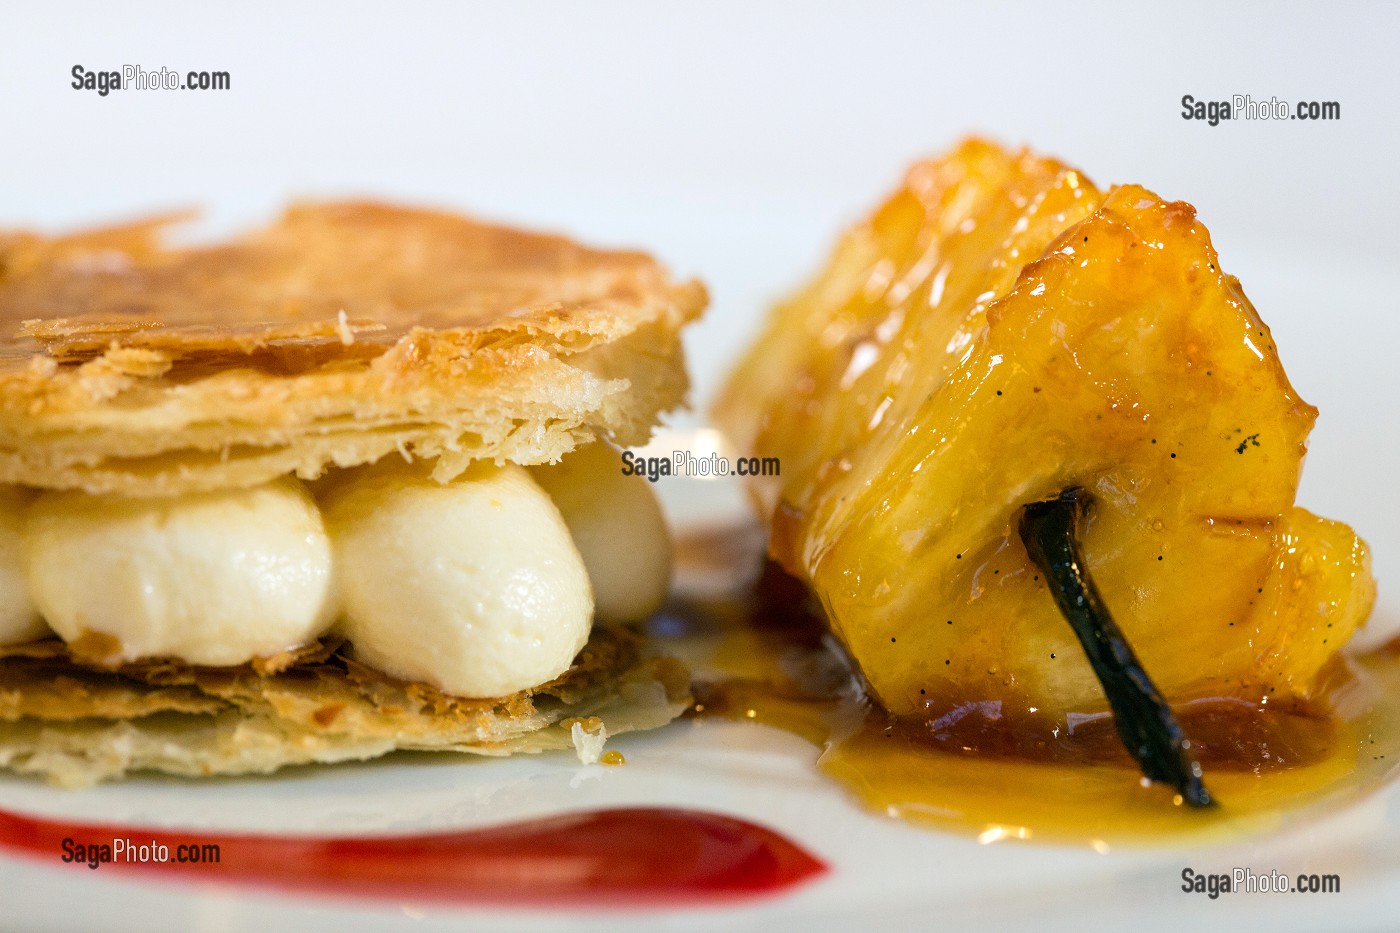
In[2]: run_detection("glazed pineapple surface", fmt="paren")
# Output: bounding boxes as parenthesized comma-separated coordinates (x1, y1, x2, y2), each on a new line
(716, 139, 1374, 727)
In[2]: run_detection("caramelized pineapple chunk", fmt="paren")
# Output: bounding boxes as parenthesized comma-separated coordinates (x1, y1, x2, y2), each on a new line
(717, 140, 1373, 724)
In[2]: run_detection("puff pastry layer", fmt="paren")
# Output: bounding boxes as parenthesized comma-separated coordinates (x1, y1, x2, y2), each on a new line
(0, 202, 707, 496)
(0, 625, 690, 787)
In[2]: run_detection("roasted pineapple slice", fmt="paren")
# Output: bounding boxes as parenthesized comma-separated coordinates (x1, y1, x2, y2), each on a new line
(717, 140, 1374, 744)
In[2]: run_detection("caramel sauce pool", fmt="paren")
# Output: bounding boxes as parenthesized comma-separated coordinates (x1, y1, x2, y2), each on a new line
(662, 524, 1400, 847)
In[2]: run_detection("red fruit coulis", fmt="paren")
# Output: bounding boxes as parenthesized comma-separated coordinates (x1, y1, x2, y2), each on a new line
(0, 805, 826, 907)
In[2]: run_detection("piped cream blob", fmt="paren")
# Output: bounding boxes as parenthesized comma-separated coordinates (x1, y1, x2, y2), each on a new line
(0, 487, 47, 646)
(25, 478, 337, 665)
(531, 443, 672, 622)
(322, 461, 593, 699)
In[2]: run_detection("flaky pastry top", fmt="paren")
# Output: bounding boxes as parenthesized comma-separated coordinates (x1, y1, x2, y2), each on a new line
(0, 201, 706, 495)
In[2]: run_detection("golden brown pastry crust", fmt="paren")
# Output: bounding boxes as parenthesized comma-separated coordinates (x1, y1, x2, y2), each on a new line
(0, 625, 691, 787)
(0, 201, 702, 783)
(0, 201, 707, 495)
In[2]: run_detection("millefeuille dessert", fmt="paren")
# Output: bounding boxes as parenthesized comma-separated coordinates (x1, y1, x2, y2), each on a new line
(0, 201, 704, 786)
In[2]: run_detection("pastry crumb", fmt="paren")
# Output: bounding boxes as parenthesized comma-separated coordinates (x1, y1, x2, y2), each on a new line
(568, 719, 609, 765)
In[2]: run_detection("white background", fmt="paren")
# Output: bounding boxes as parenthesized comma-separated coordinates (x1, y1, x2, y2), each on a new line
(2, 4, 1399, 930)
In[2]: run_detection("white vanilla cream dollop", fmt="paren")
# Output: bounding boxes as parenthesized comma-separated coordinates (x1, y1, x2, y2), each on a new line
(24, 478, 337, 665)
(0, 487, 47, 646)
(322, 461, 593, 699)
(531, 443, 672, 622)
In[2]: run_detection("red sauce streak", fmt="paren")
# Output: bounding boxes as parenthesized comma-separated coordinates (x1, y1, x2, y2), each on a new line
(0, 806, 825, 907)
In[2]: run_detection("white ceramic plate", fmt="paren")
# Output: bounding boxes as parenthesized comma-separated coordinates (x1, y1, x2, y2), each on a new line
(2, 349, 1398, 932)
(2, 3, 1396, 915)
